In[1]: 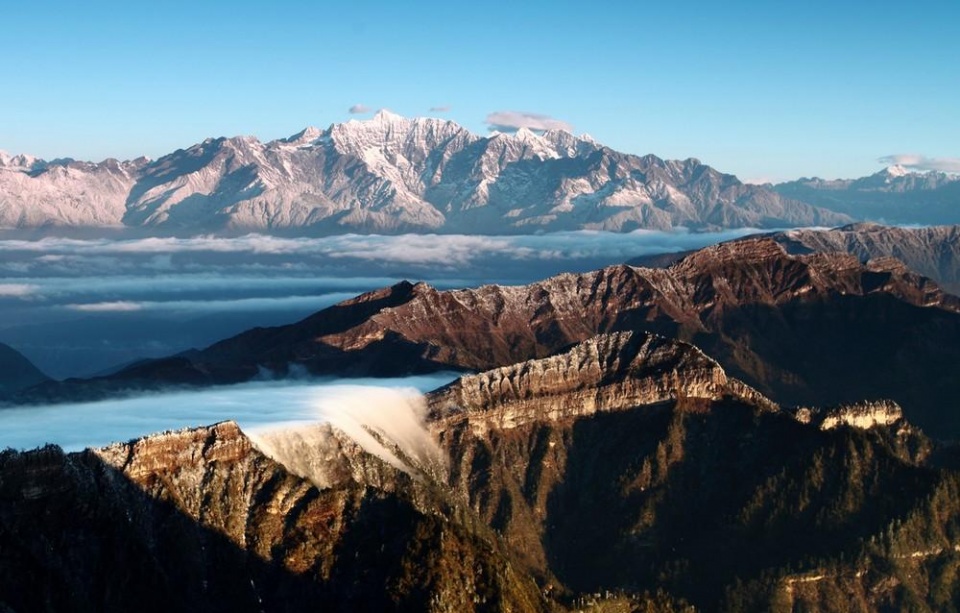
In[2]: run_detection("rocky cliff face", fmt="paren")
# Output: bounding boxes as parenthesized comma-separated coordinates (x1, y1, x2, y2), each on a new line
(793, 399, 905, 431)
(0, 112, 848, 234)
(427, 331, 775, 436)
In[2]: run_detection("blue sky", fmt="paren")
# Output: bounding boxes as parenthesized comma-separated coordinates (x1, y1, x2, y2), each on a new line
(2, 0, 957, 181)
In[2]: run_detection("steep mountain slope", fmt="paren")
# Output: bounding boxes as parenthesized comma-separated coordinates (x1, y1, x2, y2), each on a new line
(0, 341, 49, 394)
(44, 237, 960, 435)
(428, 335, 960, 611)
(0, 113, 848, 233)
(0, 421, 546, 612)
(771, 223, 960, 294)
(774, 166, 960, 225)
(3, 332, 960, 612)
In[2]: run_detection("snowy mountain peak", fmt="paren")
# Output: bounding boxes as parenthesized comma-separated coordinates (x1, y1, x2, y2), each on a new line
(0, 113, 852, 234)
(513, 127, 541, 140)
(883, 164, 909, 178)
(372, 108, 406, 124)
(283, 126, 323, 145)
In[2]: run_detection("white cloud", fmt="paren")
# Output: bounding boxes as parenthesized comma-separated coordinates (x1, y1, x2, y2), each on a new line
(66, 301, 143, 312)
(348, 104, 371, 114)
(63, 293, 357, 314)
(485, 110, 574, 133)
(0, 376, 459, 452)
(429, 105, 451, 112)
(0, 283, 39, 297)
(877, 154, 960, 173)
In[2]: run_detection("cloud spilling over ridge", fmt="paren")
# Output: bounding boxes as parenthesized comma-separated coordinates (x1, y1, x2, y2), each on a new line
(485, 110, 573, 133)
(248, 386, 446, 487)
(878, 154, 960, 173)
(0, 375, 459, 452)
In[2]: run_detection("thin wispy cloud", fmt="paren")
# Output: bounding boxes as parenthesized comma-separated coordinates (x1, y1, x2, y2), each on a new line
(63, 293, 357, 314)
(429, 105, 451, 112)
(485, 110, 574, 133)
(66, 301, 143, 312)
(878, 154, 960, 173)
(348, 104, 371, 115)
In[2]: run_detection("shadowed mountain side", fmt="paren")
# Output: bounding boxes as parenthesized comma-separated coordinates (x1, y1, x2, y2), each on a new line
(774, 168, 960, 226)
(4, 334, 960, 611)
(423, 335, 960, 611)
(0, 342, 49, 395)
(0, 422, 546, 612)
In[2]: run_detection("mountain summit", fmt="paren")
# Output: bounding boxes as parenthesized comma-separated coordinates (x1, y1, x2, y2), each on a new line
(0, 115, 848, 234)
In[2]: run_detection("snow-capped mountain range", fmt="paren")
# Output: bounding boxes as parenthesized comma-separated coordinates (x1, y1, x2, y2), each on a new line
(774, 164, 960, 226)
(0, 110, 849, 234)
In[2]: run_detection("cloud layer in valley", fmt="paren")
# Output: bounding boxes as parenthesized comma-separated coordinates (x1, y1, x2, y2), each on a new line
(0, 228, 774, 378)
(0, 375, 458, 453)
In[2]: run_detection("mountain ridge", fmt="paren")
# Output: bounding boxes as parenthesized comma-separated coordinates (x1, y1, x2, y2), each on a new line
(0, 112, 849, 234)
(4, 328, 960, 611)
(774, 166, 960, 225)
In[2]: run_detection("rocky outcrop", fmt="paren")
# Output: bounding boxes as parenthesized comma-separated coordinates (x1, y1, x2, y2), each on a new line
(793, 399, 904, 430)
(0, 112, 848, 234)
(428, 331, 775, 436)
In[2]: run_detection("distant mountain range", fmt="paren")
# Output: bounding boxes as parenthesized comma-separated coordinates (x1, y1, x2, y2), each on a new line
(0, 111, 849, 234)
(774, 165, 960, 225)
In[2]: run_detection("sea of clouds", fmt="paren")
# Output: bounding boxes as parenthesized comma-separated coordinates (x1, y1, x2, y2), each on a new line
(0, 228, 781, 453)
(0, 229, 769, 378)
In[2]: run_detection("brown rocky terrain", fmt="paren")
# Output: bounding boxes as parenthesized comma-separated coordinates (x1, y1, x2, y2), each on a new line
(773, 223, 960, 294)
(4, 332, 959, 611)
(0, 420, 545, 612)
(630, 223, 960, 295)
